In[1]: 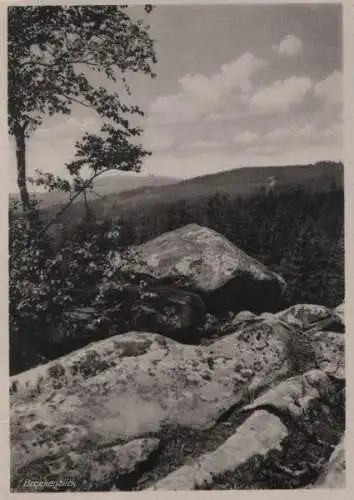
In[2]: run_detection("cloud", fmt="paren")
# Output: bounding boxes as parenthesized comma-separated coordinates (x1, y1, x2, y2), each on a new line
(150, 52, 267, 124)
(266, 122, 341, 146)
(273, 35, 303, 57)
(141, 126, 175, 152)
(188, 140, 224, 149)
(250, 76, 313, 113)
(267, 128, 293, 142)
(314, 71, 342, 106)
(234, 130, 259, 145)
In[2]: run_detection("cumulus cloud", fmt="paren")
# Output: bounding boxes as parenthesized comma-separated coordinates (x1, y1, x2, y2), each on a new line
(314, 71, 342, 106)
(36, 116, 99, 140)
(250, 76, 313, 113)
(141, 126, 175, 152)
(188, 140, 224, 149)
(150, 52, 267, 124)
(267, 128, 293, 142)
(234, 130, 259, 145)
(266, 122, 341, 146)
(273, 35, 303, 57)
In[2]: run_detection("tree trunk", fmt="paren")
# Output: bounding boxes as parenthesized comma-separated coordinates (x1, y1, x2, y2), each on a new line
(14, 125, 36, 235)
(14, 126, 30, 214)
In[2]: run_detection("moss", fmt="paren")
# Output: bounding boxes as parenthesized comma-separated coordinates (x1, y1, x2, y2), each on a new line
(206, 357, 215, 370)
(71, 350, 112, 378)
(118, 338, 153, 358)
(47, 363, 65, 379)
(10, 380, 18, 395)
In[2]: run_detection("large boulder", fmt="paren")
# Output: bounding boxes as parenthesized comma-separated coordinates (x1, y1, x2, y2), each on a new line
(11, 316, 319, 490)
(112, 224, 287, 315)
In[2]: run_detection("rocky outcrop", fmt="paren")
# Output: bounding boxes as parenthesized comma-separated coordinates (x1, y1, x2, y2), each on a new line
(10, 305, 345, 492)
(112, 224, 287, 314)
(149, 370, 342, 490)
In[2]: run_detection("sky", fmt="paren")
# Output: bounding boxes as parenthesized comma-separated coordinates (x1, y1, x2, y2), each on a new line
(8, 3, 343, 191)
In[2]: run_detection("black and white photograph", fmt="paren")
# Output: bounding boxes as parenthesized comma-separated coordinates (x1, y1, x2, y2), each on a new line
(8, 2, 345, 492)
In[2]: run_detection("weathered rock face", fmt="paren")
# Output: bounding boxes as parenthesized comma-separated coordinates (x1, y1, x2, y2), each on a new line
(335, 302, 345, 323)
(275, 304, 345, 333)
(10, 307, 345, 492)
(11, 315, 320, 489)
(150, 370, 344, 490)
(13, 437, 160, 492)
(112, 224, 287, 315)
(311, 331, 345, 377)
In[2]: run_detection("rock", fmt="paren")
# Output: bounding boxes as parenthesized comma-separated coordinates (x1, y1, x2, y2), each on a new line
(311, 331, 345, 377)
(148, 410, 288, 490)
(243, 369, 338, 420)
(334, 302, 345, 323)
(314, 436, 345, 488)
(45, 286, 206, 362)
(112, 224, 287, 315)
(13, 438, 160, 492)
(122, 286, 206, 342)
(231, 310, 258, 327)
(275, 304, 344, 333)
(11, 316, 317, 482)
(97, 283, 206, 342)
(149, 370, 344, 490)
(202, 313, 221, 333)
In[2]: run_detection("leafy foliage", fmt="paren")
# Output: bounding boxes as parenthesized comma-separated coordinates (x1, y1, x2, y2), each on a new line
(9, 199, 123, 374)
(8, 5, 156, 219)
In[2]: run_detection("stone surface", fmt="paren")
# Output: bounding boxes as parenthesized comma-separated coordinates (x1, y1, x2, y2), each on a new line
(275, 304, 344, 333)
(243, 369, 338, 420)
(311, 331, 345, 377)
(314, 436, 345, 488)
(148, 410, 288, 490)
(11, 316, 316, 483)
(149, 370, 343, 491)
(13, 438, 160, 492)
(335, 302, 345, 323)
(112, 224, 287, 314)
(231, 310, 259, 327)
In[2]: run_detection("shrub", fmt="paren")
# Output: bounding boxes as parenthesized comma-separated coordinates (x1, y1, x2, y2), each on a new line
(9, 199, 123, 374)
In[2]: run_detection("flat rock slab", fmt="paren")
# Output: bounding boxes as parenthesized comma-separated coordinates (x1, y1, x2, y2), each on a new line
(148, 410, 288, 490)
(11, 320, 302, 481)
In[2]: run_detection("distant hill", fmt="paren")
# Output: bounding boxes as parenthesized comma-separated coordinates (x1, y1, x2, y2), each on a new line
(10, 173, 180, 208)
(37, 160, 343, 232)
